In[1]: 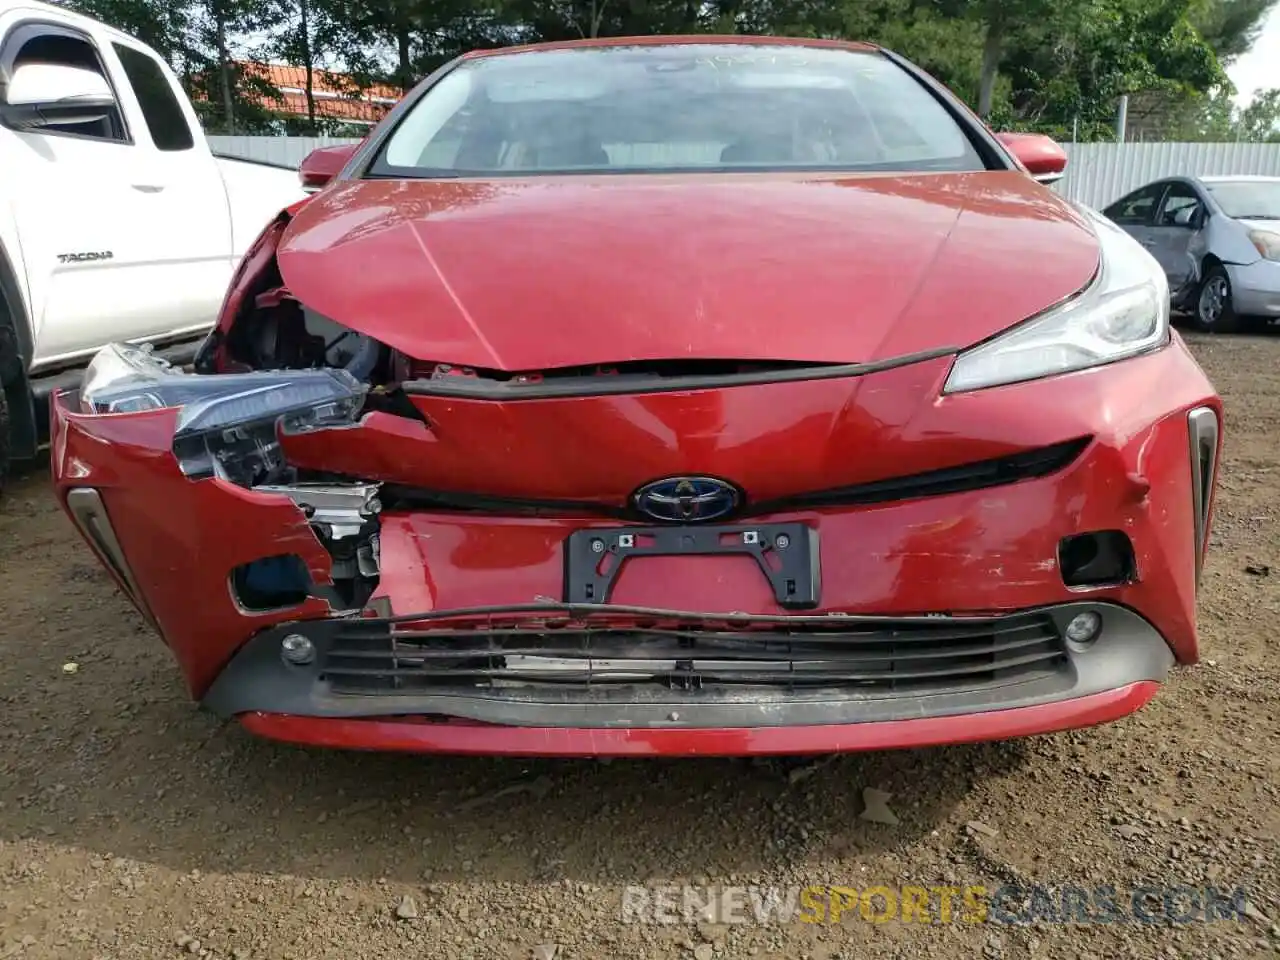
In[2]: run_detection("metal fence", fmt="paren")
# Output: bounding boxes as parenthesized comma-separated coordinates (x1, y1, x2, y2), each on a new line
(208, 135, 359, 167)
(208, 135, 1280, 210)
(1058, 142, 1280, 208)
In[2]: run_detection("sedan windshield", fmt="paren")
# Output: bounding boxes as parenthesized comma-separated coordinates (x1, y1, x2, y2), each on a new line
(1204, 180, 1280, 220)
(374, 44, 986, 177)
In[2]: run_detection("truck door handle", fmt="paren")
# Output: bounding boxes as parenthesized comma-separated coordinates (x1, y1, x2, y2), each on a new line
(1140, 238, 1156, 246)
(131, 184, 165, 193)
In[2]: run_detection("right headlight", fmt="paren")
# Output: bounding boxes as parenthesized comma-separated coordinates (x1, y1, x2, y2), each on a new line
(80, 342, 366, 486)
(943, 210, 1170, 393)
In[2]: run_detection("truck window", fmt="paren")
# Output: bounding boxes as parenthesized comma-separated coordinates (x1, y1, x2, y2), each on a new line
(10, 32, 126, 142)
(111, 43, 194, 151)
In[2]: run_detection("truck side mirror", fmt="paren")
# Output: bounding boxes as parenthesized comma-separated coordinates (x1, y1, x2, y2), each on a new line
(0, 63, 116, 131)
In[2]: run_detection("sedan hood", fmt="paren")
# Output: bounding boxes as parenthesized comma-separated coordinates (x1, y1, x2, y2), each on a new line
(278, 171, 1100, 371)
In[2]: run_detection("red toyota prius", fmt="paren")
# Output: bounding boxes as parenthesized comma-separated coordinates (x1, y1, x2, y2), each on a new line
(52, 36, 1223, 757)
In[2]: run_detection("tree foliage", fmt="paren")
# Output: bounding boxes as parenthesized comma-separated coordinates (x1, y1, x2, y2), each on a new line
(63, 0, 1279, 139)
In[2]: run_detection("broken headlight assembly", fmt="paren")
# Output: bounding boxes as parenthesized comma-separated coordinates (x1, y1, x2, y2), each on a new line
(79, 342, 367, 487)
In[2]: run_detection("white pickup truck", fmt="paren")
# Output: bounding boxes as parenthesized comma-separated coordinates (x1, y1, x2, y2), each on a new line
(0, 0, 307, 489)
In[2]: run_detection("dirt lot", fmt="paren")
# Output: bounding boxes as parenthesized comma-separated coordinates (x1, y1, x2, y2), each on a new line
(1, 330, 1277, 960)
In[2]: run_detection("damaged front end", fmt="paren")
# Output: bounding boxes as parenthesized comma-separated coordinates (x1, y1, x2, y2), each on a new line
(49, 201, 1220, 756)
(51, 210, 408, 694)
(76, 341, 384, 614)
(53, 343, 390, 695)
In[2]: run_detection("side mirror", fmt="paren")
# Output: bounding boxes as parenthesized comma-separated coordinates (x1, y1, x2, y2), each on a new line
(0, 62, 116, 131)
(994, 132, 1068, 185)
(299, 142, 359, 191)
(1172, 206, 1199, 228)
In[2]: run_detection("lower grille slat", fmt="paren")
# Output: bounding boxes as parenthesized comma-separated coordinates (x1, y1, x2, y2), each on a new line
(325, 633, 1058, 666)
(319, 612, 1070, 697)
(370, 622, 1052, 645)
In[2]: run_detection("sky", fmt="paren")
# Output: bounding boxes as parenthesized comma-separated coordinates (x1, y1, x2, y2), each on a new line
(1227, 5, 1280, 105)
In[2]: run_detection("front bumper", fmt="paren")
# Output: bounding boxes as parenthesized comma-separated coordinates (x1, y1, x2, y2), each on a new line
(1227, 259, 1280, 316)
(238, 682, 1160, 757)
(205, 600, 1172, 727)
(50, 337, 1221, 756)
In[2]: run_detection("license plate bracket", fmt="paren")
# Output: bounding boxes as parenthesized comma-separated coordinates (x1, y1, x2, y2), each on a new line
(564, 522, 819, 609)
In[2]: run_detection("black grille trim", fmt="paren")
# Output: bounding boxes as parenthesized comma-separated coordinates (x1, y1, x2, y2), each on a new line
(319, 612, 1069, 697)
(377, 437, 1092, 521)
(750, 436, 1092, 514)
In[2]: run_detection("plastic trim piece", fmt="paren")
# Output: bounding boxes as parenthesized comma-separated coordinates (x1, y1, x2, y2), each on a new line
(1187, 406, 1219, 587)
(201, 601, 1176, 728)
(63, 488, 160, 630)
(563, 522, 820, 608)
(399, 348, 957, 400)
(379, 437, 1091, 521)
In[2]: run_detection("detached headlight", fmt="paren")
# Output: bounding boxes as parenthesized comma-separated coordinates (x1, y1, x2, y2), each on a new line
(1248, 229, 1280, 260)
(944, 211, 1170, 393)
(80, 343, 366, 485)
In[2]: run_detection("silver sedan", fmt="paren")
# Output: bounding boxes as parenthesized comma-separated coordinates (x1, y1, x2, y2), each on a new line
(1102, 175, 1280, 333)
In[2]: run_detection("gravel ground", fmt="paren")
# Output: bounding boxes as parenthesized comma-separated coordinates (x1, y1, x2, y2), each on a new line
(0, 330, 1277, 960)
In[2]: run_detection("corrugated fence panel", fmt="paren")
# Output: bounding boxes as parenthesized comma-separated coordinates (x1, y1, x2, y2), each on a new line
(1056, 142, 1280, 209)
(207, 135, 360, 167)
(207, 137, 1280, 211)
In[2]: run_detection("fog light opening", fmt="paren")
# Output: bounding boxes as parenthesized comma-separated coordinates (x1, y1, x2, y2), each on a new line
(1059, 531, 1136, 588)
(280, 633, 315, 665)
(1065, 611, 1102, 647)
(231, 554, 312, 612)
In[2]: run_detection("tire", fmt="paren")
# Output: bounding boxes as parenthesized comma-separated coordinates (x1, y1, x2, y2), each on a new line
(1191, 264, 1239, 334)
(0, 384, 9, 499)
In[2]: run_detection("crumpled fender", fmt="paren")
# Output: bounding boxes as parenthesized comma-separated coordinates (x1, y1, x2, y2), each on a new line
(50, 395, 335, 696)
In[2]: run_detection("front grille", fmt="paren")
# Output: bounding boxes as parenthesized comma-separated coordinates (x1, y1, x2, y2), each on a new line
(379, 437, 1093, 520)
(754, 436, 1092, 513)
(320, 612, 1069, 697)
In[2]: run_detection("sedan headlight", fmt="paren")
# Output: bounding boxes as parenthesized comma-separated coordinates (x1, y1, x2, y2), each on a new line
(1248, 229, 1280, 260)
(80, 343, 366, 485)
(943, 211, 1170, 393)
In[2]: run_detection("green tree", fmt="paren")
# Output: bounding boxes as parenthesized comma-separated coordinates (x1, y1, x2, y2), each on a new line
(1236, 86, 1280, 138)
(68, 0, 1265, 142)
(69, 0, 193, 64)
(1195, 0, 1279, 61)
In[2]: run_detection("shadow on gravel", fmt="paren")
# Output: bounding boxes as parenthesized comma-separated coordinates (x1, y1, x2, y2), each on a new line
(1174, 315, 1280, 338)
(0, 471, 1032, 890)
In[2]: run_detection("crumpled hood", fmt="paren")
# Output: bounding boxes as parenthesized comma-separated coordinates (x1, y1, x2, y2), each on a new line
(277, 171, 1100, 370)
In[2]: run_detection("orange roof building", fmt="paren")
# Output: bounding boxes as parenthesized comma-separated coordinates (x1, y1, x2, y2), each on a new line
(242, 63, 401, 126)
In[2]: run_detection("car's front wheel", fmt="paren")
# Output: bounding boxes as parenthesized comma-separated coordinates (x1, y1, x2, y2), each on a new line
(0, 384, 10, 498)
(1192, 264, 1239, 333)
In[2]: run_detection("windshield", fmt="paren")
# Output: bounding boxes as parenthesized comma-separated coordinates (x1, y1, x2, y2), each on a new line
(1204, 180, 1280, 220)
(373, 44, 986, 177)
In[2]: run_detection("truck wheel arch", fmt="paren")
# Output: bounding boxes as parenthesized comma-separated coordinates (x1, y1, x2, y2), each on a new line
(0, 242, 38, 463)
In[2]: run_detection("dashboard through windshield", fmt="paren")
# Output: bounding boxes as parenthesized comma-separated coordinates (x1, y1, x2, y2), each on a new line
(371, 44, 988, 178)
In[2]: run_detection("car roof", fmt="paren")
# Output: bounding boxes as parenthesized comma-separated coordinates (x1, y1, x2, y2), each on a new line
(460, 35, 881, 61)
(1198, 175, 1280, 183)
